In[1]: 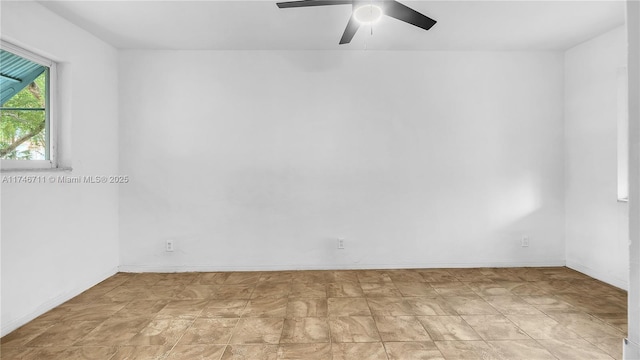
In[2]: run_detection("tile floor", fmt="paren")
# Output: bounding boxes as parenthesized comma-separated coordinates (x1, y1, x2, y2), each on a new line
(0, 267, 627, 359)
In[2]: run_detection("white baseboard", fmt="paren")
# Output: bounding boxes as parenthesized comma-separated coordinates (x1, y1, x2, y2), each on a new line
(624, 338, 640, 360)
(0, 267, 119, 337)
(566, 260, 628, 290)
(118, 260, 566, 273)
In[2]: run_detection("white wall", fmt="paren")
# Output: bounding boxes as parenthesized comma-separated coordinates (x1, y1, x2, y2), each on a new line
(0, 2, 119, 335)
(119, 50, 565, 272)
(564, 26, 629, 289)
(625, 0, 640, 357)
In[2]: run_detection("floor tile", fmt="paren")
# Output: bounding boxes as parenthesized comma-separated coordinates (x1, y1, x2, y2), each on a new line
(331, 342, 388, 360)
(328, 316, 380, 343)
(242, 298, 288, 318)
(327, 297, 371, 316)
(229, 318, 284, 344)
(276, 343, 332, 359)
(434, 340, 492, 359)
(360, 283, 403, 297)
(547, 312, 626, 338)
(178, 318, 238, 345)
(367, 297, 414, 316)
(200, 300, 248, 318)
(485, 340, 556, 359)
(445, 296, 500, 315)
(1, 321, 55, 347)
(461, 315, 530, 340)
(327, 283, 365, 297)
(110, 345, 172, 360)
(224, 272, 261, 285)
(251, 283, 291, 299)
(506, 314, 581, 339)
(75, 316, 152, 345)
(280, 317, 330, 343)
(213, 285, 254, 300)
(384, 341, 444, 360)
(584, 337, 624, 360)
(286, 298, 328, 318)
(483, 296, 544, 315)
(417, 316, 481, 341)
(405, 296, 458, 316)
(290, 283, 326, 298)
(431, 282, 476, 297)
(22, 346, 118, 360)
(166, 344, 226, 359)
(394, 282, 438, 297)
(374, 316, 431, 341)
(126, 318, 193, 346)
(537, 338, 615, 359)
(155, 300, 208, 319)
(221, 345, 278, 360)
(25, 320, 103, 347)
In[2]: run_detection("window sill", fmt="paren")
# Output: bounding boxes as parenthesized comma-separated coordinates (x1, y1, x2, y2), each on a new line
(618, 197, 629, 203)
(1, 165, 72, 173)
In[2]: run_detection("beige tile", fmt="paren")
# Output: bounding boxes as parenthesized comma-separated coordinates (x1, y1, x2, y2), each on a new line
(394, 282, 438, 297)
(221, 345, 278, 360)
(126, 319, 193, 346)
(547, 312, 626, 338)
(405, 296, 458, 316)
(277, 343, 332, 359)
(155, 300, 208, 319)
(387, 270, 426, 283)
(327, 298, 371, 317)
(177, 285, 220, 299)
(384, 341, 444, 360)
(22, 346, 118, 360)
(538, 338, 615, 360)
(0, 346, 34, 359)
(485, 340, 556, 359)
(200, 299, 248, 318)
(76, 316, 152, 345)
(213, 285, 254, 300)
(113, 300, 169, 318)
(434, 340, 492, 359)
(326, 271, 360, 283)
(327, 283, 365, 297)
(483, 296, 544, 315)
(59, 302, 128, 322)
(242, 298, 288, 318)
(224, 272, 261, 285)
(0, 321, 55, 347)
(290, 283, 326, 298)
(178, 318, 238, 345)
(25, 320, 102, 347)
(584, 337, 624, 360)
(367, 297, 414, 316)
(446, 296, 500, 315)
(229, 318, 284, 344)
(431, 282, 476, 297)
(110, 345, 172, 360)
(418, 269, 457, 283)
(506, 314, 581, 339)
(166, 345, 226, 359)
(292, 271, 329, 284)
(259, 271, 294, 283)
(328, 316, 380, 343)
(357, 271, 393, 283)
(465, 282, 512, 297)
(251, 283, 291, 299)
(331, 342, 388, 360)
(462, 315, 530, 340)
(360, 283, 403, 297)
(286, 298, 328, 318)
(374, 316, 431, 341)
(417, 316, 481, 341)
(155, 273, 199, 286)
(280, 317, 330, 343)
(193, 272, 230, 285)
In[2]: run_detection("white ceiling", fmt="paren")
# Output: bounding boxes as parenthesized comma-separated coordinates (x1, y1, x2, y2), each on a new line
(36, 0, 626, 50)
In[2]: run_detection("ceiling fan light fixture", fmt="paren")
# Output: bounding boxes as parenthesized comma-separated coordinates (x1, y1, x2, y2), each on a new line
(353, 4, 383, 24)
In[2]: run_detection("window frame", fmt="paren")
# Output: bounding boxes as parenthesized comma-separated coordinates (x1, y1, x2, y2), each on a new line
(0, 40, 57, 171)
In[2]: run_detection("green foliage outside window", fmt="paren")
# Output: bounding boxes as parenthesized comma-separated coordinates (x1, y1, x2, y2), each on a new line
(0, 72, 47, 160)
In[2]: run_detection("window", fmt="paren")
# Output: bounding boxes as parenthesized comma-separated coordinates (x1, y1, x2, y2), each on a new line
(617, 66, 629, 202)
(0, 41, 56, 170)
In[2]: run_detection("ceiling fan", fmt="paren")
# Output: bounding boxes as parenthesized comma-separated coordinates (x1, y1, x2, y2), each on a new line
(276, 0, 437, 44)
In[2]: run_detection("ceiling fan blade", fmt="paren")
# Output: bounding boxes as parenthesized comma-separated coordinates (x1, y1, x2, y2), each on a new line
(384, 0, 437, 31)
(277, 0, 352, 9)
(339, 15, 360, 44)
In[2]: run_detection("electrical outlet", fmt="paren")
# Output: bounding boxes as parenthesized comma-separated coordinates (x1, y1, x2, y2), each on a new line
(521, 236, 530, 247)
(166, 240, 174, 252)
(337, 238, 345, 249)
